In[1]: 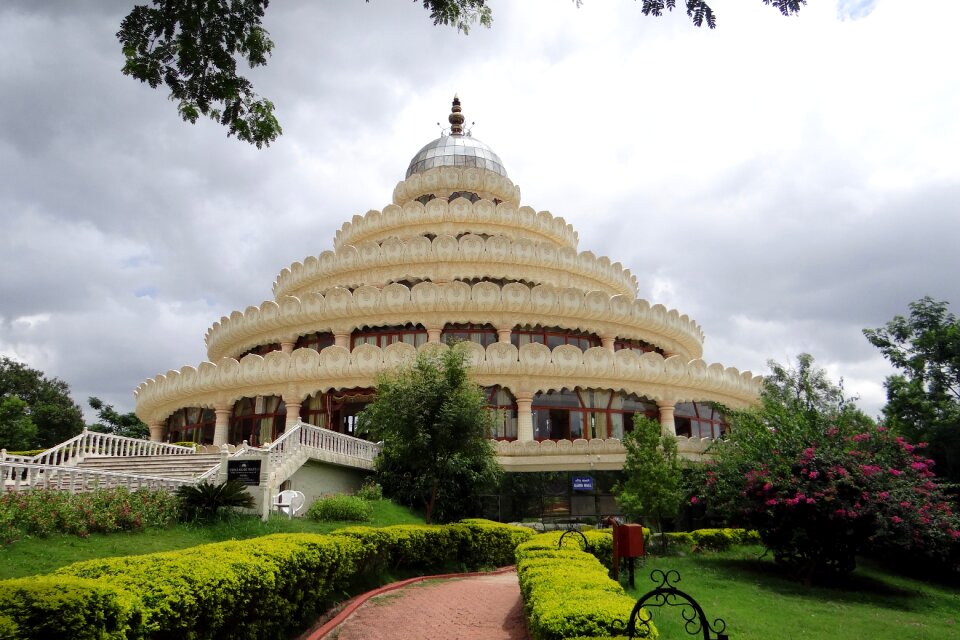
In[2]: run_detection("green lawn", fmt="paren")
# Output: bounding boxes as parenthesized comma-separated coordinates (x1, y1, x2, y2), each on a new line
(626, 546, 960, 640)
(0, 499, 423, 580)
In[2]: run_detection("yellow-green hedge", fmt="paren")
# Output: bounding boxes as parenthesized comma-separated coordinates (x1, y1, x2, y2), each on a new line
(664, 527, 760, 551)
(516, 533, 657, 640)
(0, 519, 532, 640)
(0, 575, 141, 639)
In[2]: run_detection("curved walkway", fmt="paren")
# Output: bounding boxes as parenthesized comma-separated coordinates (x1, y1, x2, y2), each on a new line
(304, 567, 528, 640)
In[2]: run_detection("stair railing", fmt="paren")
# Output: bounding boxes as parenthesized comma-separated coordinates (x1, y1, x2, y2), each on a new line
(1, 461, 194, 494)
(23, 428, 195, 469)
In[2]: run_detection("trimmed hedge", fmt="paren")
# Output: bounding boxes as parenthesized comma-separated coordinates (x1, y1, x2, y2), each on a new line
(516, 533, 657, 640)
(0, 575, 141, 639)
(0, 519, 533, 640)
(664, 528, 760, 551)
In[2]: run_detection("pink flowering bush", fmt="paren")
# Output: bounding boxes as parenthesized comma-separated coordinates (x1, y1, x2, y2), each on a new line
(694, 355, 960, 583)
(0, 487, 179, 543)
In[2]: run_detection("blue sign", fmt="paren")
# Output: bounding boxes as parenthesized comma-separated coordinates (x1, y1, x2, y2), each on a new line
(572, 476, 594, 491)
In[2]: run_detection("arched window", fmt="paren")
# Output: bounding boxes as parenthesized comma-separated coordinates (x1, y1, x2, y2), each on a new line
(166, 407, 215, 444)
(511, 325, 600, 351)
(485, 386, 517, 440)
(674, 402, 728, 439)
(238, 343, 281, 358)
(351, 324, 428, 349)
(532, 389, 658, 441)
(295, 332, 335, 351)
(230, 396, 286, 446)
(613, 338, 664, 356)
(300, 392, 329, 428)
(443, 323, 498, 347)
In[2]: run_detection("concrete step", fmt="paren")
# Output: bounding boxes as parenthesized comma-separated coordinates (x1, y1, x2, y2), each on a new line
(75, 454, 221, 479)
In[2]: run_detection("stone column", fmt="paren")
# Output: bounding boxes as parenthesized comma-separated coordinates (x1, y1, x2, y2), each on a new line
(148, 422, 167, 442)
(497, 327, 512, 344)
(213, 404, 232, 447)
(280, 340, 295, 354)
(284, 396, 302, 429)
(427, 327, 442, 344)
(657, 401, 677, 437)
(515, 392, 534, 442)
(334, 332, 350, 349)
(600, 335, 615, 352)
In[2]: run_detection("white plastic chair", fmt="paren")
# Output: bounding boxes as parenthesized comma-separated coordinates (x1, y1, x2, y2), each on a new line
(272, 490, 306, 519)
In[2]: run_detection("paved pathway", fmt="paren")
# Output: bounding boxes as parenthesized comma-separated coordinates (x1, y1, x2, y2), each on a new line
(329, 570, 528, 640)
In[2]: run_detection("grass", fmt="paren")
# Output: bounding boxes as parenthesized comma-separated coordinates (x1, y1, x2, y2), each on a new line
(0, 499, 423, 580)
(624, 546, 960, 640)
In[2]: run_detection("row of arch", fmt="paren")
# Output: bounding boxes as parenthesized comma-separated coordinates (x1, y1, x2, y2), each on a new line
(205, 281, 704, 361)
(135, 341, 761, 427)
(391, 165, 522, 210)
(272, 233, 637, 300)
(336, 191, 576, 250)
(160, 386, 727, 447)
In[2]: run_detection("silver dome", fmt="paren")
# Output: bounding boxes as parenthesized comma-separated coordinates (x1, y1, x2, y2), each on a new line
(405, 134, 508, 179)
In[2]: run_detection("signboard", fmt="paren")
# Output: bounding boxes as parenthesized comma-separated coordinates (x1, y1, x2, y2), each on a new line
(572, 476, 594, 492)
(227, 459, 262, 486)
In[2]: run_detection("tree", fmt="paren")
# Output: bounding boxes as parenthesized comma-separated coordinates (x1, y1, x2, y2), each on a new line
(357, 345, 501, 524)
(118, 0, 805, 147)
(0, 396, 38, 451)
(0, 357, 85, 448)
(698, 355, 960, 583)
(88, 397, 150, 439)
(864, 297, 960, 483)
(614, 415, 683, 551)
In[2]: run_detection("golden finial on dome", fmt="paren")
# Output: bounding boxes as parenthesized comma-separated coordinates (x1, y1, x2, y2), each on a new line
(448, 94, 465, 136)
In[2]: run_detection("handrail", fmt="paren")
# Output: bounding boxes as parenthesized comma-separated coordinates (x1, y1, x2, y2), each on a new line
(26, 428, 195, 468)
(195, 446, 250, 482)
(1, 461, 194, 493)
(261, 422, 381, 487)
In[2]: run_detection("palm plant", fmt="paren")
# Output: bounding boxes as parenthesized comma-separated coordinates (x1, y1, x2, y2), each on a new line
(176, 479, 255, 521)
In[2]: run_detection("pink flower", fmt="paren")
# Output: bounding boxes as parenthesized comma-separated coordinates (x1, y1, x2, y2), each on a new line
(852, 433, 871, 442)
(911, 462, 928, 472)
(877, 491, 890, 500)
(763, 482, 773, 491)
(889, 468, 903, 477)
(891, 516, 903, 524)
(834, 508, 847, 518)
(690, 496, 700, 505)
(802, 447, 816, 461)
(808, 471, 819, 480)
(806, 498, 816, 505)
(766, 499, 778, 507)
(949, 530, 960, 540)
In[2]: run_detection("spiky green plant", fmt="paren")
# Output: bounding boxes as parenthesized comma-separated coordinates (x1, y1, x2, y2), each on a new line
(176, 480, 255, 521)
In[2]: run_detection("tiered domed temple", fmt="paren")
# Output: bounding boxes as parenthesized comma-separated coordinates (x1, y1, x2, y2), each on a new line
(134, 97, 761, 471)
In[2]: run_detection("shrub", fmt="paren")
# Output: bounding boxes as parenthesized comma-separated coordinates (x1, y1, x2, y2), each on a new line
(0, 487, 179, 543)
(307, 494, 374, 522)
(172, 441, 198, 449)
(700, 356, 960, 582)
(0, 520, 535, 640)
(0, 575, 142, 639)
(516, 533, 657, 640)
(176, 479, 255, 521)
(355, 478, 383, 501)
(55, 533, 366, 640)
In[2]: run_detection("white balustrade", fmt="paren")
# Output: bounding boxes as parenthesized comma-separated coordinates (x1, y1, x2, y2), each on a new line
(1, 462, 193, 494)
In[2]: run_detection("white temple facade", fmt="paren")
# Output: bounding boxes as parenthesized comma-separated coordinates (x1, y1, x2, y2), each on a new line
(134, 97, 761, 471)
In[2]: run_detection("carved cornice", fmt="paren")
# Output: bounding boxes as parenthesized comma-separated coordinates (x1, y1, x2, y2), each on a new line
(391, 166, 522, 208)
(205, 282, 705, 361)
(272, 234, 638, 300)
(134, 343, 760, 425)
(334, 198, 578, 251)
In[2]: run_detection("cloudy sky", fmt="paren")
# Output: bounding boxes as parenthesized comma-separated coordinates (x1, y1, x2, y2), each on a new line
(2, 0, 958, 422)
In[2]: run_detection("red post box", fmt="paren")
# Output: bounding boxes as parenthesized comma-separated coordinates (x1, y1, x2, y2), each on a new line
(617, 524, 645, 558)
(611, 523, 645, 587)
